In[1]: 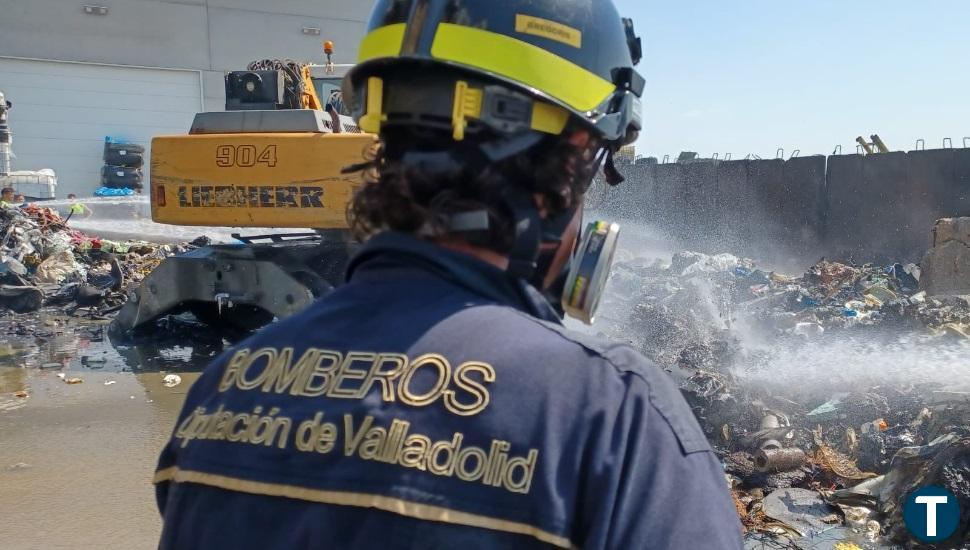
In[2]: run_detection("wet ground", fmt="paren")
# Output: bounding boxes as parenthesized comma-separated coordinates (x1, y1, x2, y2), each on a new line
(0, 317, 217, 550)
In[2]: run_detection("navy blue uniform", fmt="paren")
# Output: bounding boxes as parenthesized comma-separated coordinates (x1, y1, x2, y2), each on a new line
(155, 232, 743, 549)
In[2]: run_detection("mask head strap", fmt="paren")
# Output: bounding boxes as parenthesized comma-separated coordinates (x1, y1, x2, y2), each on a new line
(501, 187, 541, 280)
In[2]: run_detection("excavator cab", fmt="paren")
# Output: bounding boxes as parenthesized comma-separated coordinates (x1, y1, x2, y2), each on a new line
(112, 47, 376, 335)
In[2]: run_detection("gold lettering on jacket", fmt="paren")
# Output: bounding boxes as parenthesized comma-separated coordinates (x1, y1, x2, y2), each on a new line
(173, 407, 538, 495)
(219, 348, 496, 417)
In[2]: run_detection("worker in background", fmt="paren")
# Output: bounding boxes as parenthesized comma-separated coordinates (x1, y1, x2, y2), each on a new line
(0, 187, 13, 208)
(155, 1, 743, 549)
(64, 193, 91, 223)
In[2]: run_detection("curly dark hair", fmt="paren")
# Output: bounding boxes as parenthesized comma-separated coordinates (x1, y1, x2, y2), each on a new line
(350, 124, 603, 254)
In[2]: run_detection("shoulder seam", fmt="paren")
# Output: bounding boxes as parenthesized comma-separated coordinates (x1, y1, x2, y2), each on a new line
(500, 308, 713, 456)
(500, 307, 651, 378)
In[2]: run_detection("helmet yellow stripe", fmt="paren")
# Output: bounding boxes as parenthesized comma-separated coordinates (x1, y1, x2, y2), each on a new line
(430, 23, 615, 113)
(358, 23, 407, 63)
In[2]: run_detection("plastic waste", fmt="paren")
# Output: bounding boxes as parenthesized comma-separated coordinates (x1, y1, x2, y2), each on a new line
(93, 186, 135, 197)
(762, 488, 839, 538)
(863, 285, 897, 308)
(33, 249, 78, 284)
(792, 322, 824, 337)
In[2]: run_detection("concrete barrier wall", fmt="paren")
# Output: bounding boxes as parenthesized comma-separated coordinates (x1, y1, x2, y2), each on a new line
(712, 160, 751, 253)
(601, 147, 970, 264)
(780, 156, 826, 252)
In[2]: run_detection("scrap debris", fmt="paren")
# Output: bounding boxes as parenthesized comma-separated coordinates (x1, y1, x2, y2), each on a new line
(0, 204, 206, 321)
(601, 250, 970, 547)
(56, 372, 83, 384)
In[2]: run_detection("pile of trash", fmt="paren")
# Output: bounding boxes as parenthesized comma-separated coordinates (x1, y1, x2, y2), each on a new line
(602, 251, 970, 547)
(0, 204, 174, 317)
(690, 370, 970, 547)
(605, 250, 970, 367)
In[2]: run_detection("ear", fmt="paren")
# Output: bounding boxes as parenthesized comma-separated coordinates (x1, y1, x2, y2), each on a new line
(567, 130, 591, 148)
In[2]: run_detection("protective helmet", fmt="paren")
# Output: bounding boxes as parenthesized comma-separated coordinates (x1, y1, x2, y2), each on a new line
(344, 0, 644, 167)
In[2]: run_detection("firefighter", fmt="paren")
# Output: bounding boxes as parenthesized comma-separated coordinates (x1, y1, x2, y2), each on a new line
(155, 1, 743, 548)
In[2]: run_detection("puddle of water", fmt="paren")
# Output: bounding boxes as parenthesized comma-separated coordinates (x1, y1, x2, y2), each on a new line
(0, 316, 220, 550)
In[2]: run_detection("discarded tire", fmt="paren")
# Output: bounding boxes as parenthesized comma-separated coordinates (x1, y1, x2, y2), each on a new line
(104, 142, 145, 156)
(103, 149, 144, 168)
(101, 165, 143, 189)
(0, 285, 43, 313)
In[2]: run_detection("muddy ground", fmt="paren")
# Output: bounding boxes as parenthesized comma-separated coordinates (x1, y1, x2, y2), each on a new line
(0, 316, 211, 550)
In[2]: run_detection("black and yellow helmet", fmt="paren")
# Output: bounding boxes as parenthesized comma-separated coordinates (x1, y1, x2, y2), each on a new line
(344, 0, 643, 153)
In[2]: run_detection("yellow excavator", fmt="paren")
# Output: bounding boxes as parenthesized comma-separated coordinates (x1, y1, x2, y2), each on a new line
(112, 44, 376, 333)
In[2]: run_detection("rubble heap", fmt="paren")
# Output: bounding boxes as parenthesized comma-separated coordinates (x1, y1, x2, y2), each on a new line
(603, 251, 970, 548)
(0, 205, 177, 317)
(605, 250, 969, 365)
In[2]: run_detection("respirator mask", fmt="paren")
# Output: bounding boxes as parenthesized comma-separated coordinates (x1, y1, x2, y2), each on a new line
(525, 198, 620, 325)
(533, 219, 619, 325)
(559, 220, 620, 324)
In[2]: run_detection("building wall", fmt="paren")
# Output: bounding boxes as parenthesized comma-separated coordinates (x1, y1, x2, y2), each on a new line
(0, 0, 372, 111)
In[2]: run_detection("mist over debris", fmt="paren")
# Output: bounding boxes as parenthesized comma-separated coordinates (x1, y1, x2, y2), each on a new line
(583, 216, 970, 387)
(575, 215, 970, 547)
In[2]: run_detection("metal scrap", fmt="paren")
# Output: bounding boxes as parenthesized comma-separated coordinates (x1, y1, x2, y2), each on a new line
(602, 249, 970, 547)
(0, 204, 178, 318)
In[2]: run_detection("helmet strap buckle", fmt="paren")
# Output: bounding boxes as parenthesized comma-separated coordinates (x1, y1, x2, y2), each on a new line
(451, 81, 484, 141)
(359, 77, 388, 134)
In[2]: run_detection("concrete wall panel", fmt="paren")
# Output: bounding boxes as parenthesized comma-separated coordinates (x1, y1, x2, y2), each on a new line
(858, 152, 910, 261)
(906, 150, 955, 260)
(207, 8, 366, 71)
(0, 0, 209, 69)
(949, 149, 970, 217)
(712, 160, 750, 254)
(745, 158, 784, 254)
(653, 163, 687, 240)
(612, 163, 658, 222)
(682, 161, 718, 250)
(206, 0, 373, 22)
(824, 154, 865, 259)
(780, 156, 826, 251)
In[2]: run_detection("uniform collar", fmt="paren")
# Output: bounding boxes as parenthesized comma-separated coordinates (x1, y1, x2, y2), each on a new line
(346, 232, 562, 324)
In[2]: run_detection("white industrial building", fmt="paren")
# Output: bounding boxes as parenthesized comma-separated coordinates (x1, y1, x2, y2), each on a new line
(0, 0, 373, 196)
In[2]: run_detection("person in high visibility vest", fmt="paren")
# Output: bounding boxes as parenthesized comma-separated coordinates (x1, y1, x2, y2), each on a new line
(64, 193, 92, 222)
(0, 187, 13, 209)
